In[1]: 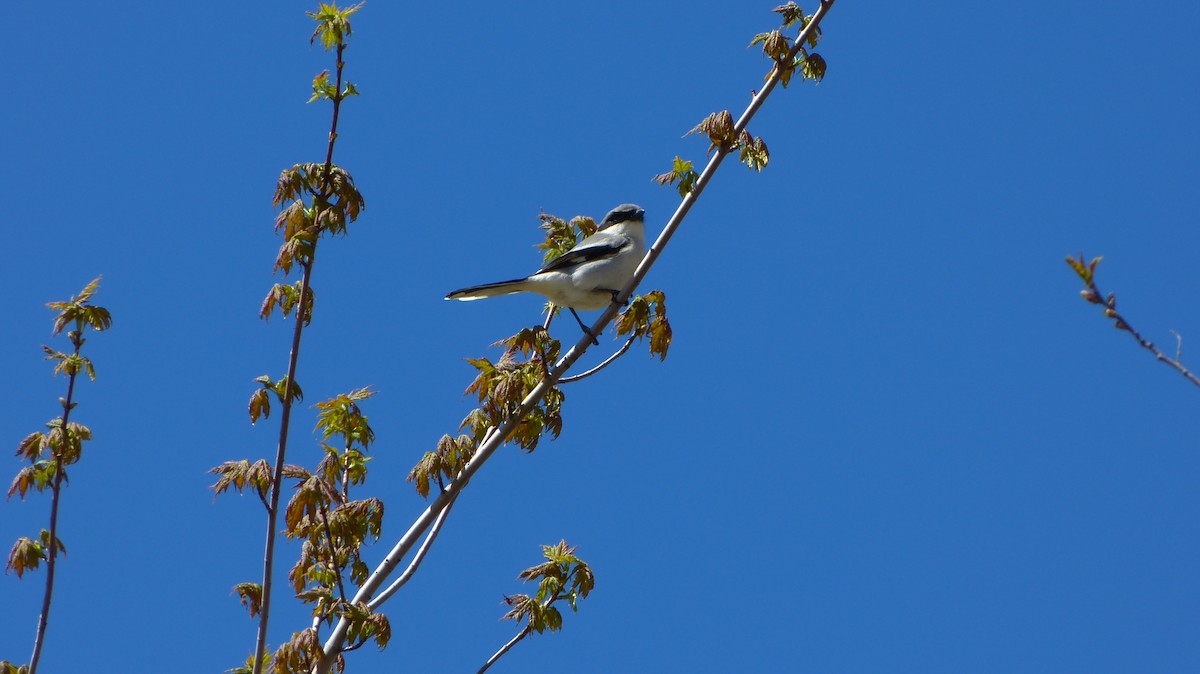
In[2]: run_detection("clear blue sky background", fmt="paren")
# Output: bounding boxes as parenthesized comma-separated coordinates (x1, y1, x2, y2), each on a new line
(3, 2, 1199, 672)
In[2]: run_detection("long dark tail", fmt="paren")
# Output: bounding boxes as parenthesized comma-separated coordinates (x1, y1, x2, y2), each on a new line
(445, 278, 531, 301)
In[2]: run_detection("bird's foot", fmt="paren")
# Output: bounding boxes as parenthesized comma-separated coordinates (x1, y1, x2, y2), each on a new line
(569, 308, 601, 345)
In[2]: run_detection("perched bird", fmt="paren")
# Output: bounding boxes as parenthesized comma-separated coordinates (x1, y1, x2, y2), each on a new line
(446, 204, 647, 341)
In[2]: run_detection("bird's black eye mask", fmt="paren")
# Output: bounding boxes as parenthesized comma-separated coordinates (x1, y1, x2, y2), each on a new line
(601, 206, 644, 227)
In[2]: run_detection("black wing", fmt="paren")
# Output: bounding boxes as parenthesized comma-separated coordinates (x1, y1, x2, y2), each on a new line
(535, 237, 628, 274)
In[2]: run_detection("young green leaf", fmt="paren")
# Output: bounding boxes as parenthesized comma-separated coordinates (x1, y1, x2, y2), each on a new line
(652, 156, 699, 197)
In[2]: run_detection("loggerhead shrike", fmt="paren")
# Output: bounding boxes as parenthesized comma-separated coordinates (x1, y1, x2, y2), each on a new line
(446, 204, 647, 341)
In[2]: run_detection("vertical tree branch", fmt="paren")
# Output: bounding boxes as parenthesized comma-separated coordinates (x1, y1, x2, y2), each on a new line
(254, 39, 349, 674)
(27, 345, 81, 674)
(254, 255, 316, 674)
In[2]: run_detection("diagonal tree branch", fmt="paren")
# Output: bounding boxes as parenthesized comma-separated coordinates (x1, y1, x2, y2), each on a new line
(313, 3, 837, 670)
(367, 490, 459, 611)
(476, 625, 532, 674)
(1068, 254, 1200, 388)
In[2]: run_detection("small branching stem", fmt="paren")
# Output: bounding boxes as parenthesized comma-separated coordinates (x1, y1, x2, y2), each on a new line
(477, 625, 532, 674)
(559, 336, 636, 384)
(314, 3, 837, 670)
(1078, 270, 1200, 388)
(478, 592, 571, 673)
(319, 502, 349, 604)
(1111, 317, 1200, 386)
(1118, 321, 1200, 386)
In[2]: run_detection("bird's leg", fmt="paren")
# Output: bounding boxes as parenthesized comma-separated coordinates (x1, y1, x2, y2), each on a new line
(568, 308, 600, 345)
(605, 289, 630, 306)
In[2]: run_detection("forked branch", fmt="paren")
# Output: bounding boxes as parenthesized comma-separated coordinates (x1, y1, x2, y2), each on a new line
(313, 3, 838, 670)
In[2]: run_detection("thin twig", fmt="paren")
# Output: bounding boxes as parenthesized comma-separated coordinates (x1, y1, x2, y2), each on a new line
(1078, 272, 1200, 388)
(312, 4, 838, 669)
(1114, 319, 1200, 387)
(559, 336, 636, 384)
(318, 501, 349, 604)
(477, 625, 532, 674)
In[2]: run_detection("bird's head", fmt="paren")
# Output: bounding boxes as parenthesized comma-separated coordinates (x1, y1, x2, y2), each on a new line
(598, 203, 645, 230)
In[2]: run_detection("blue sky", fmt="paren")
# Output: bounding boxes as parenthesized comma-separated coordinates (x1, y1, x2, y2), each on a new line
(3, 1, 1199, 672)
